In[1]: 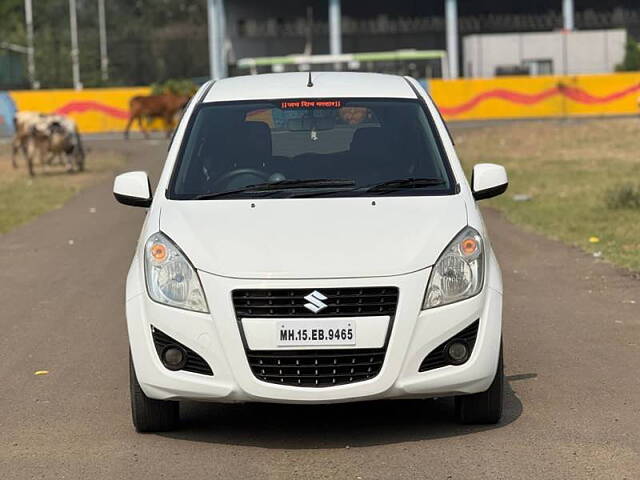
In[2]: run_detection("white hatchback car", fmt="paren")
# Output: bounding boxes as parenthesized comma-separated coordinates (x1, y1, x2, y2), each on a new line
(114, 72, 508, 432)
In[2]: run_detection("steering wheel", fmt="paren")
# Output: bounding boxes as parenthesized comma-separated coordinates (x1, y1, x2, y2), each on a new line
(212, 168, 270, 189)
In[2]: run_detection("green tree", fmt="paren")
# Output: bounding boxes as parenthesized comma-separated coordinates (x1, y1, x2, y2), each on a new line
(0, 0, 26, 44)
(616, 37, 640, 72)
(1, 0, 209, 89)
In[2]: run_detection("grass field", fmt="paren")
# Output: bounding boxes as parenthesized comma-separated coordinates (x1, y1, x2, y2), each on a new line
(0, 147, 125, 234)
(454, 117, 640, 271)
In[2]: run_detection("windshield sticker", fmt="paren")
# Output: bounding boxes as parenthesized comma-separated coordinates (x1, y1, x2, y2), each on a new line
(280, 100, 342, 109)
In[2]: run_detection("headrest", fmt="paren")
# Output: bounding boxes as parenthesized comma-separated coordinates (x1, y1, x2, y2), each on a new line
(239, 121, 272, 157)
(350, 127, 388, 155)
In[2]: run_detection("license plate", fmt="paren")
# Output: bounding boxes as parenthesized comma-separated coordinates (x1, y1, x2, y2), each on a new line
(277, 319, 356, 346)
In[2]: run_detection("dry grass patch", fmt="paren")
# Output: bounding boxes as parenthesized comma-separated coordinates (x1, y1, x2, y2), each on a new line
(0, 148, 125, 234)
(454, 117, 640, 271)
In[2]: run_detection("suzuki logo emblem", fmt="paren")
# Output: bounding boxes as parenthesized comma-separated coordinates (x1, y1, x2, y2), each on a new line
(304, 290, 328, 313)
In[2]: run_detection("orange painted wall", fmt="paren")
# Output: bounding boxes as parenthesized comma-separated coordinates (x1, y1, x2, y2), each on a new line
(8, 86, 165, 133)
(429, 72, 640, 121)
(7, 72, 640, 133)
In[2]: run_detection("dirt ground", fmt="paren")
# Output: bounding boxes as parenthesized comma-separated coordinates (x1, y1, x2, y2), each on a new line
(0, 138, 638, 479)
(0, 142, 125, 233)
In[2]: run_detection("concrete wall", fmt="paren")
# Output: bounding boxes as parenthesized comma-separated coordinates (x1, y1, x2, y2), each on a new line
(463, 29, 627, 77)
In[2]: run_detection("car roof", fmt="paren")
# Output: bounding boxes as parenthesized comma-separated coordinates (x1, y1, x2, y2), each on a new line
(203, 72, 418, 103)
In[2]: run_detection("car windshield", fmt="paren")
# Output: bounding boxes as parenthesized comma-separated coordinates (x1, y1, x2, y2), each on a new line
(169, 98, 454, 199)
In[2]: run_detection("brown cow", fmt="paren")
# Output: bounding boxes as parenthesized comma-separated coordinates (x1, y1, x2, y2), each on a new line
(123, 94, 190, 140)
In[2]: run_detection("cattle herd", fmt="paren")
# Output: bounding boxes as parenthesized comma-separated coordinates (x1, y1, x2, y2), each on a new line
(12, 111, 85, 177)
(9, 93, 191, 177)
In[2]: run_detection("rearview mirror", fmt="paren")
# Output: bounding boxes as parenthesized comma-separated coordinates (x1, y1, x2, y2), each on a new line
(287, 116, 335, 131)
(113, 171, 152, 207)
(472, 163, 508, 201)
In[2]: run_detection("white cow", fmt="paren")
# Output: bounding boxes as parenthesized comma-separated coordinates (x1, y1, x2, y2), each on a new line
(12, 111, 85, 177)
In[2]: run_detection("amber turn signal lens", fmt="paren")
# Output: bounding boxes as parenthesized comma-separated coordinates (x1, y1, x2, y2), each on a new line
(150, 243, 167, 261)
(461, 238, 478, 256)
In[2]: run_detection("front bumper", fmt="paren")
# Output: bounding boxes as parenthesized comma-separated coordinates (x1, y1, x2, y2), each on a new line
(126, 262, 502, 404)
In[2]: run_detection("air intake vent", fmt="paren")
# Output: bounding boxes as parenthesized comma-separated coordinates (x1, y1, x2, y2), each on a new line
(232, 287, 399, 318)
(247, 348, 385, 387)
(419, 320, 479, 372)
(151, 326, 213, 376)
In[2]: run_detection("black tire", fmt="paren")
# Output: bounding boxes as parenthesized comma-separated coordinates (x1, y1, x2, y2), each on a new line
(455, 342, 504, 424)
(129, 354, 179, 432)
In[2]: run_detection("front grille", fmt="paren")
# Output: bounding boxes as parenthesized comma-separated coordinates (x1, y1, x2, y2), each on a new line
(235, 287, 397, 387)
(419, 320, 479, 372)
(151, 326, 213, 376)
(247, 348, 386, 387)
(232, 287, 399, 318)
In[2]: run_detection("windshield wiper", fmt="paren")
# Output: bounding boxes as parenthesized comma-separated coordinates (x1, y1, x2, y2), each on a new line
(363, 177, 446, 193)
(291, 177, 447, 198)
(257, 178, 355, 189)
(193, 179, 355, 200)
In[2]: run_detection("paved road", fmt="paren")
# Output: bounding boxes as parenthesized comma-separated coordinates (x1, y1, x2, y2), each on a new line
(1, 139, 639, 479)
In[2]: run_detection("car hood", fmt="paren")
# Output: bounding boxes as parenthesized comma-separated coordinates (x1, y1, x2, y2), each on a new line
(160, 195, 468, 279)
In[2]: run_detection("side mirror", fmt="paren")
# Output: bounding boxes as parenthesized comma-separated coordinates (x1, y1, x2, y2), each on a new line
(471, 163, 508, 201)
(113, 171, 152, 207)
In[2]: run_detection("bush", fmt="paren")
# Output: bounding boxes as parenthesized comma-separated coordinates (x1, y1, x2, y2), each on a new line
(150, 79, 197, 96)
(615, 37, 640, 71)
(606, 183, 640, 209)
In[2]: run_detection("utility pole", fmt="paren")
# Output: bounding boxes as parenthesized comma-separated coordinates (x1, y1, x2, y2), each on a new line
(328, 0, 342, 70)
(207, 0, 227, 80)
(304, 6, 313, 56)
(445, 0, 459, 79)
(562, 0, 575, 31)
(217, 0, 227, 78)
(98, 0, 109, 82)
(24, 0, 38, 89)
(561, 0, 574, 76)
(69, 0, 82, 90)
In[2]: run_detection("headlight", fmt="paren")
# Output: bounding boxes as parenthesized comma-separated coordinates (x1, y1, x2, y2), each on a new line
(144, 232, 209, 313)
(423, 226, 484, 309)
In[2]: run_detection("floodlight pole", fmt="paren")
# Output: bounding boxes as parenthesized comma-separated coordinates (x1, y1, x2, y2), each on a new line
(563, 0, 574, 31)
(24, 0, 38, 89)
(445, 0, 459, 79)
(69, 0, 82, 90)
(98, 0, 109, 82)
(207, 0, 227, 79)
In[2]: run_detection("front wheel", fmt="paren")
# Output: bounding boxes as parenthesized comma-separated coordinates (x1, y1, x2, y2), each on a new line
(455, 342, 504, 424)
(129, 354, 179, 432)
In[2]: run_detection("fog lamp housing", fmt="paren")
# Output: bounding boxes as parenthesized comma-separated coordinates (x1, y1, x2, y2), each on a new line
(161, 345, 187, 370)
(446, 341, 470, 365)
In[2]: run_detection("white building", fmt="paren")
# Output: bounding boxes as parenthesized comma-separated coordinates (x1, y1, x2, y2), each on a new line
(463, 29, 627, 78)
